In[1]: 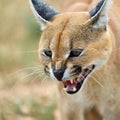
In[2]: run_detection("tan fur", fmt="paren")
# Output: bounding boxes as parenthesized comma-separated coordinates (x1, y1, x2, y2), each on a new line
(37, 0, 120, 120)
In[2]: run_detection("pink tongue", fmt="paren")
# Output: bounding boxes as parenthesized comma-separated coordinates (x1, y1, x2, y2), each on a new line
(67, 85, 76, 91)
(63, 80, 77, 92)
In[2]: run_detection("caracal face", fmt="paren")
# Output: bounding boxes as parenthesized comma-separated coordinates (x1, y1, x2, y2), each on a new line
(38, 13, 112, 94)
(30, 0, 112, 94)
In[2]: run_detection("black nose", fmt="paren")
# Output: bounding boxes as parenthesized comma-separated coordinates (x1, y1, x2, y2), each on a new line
(53, 68, 65, 81)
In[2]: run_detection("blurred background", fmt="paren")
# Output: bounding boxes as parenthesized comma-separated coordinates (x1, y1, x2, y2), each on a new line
(0, 0, 64, 120)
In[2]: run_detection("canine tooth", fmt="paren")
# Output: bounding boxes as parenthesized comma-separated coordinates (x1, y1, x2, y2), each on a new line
(70, 80, 73, 84)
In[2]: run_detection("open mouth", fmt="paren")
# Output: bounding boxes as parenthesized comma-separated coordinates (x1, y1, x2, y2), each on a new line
(63, 65, 95, 94)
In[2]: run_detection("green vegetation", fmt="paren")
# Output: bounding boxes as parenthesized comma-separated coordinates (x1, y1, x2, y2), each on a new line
(0, 96, 56, 120)
(0, 0, 59, 120)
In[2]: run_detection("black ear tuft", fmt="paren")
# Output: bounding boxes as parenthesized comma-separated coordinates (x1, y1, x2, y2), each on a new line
(89, 0, 105, 17)
(88, 0, 112, 29)
(31, 0, 59, 21)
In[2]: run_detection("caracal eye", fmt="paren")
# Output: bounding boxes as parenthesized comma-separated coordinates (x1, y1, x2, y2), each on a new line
(43, 49, 52, 58)
(69, 48, 84, 58)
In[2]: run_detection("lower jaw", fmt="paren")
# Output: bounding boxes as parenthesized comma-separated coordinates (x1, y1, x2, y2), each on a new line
(63, 65, 95, 94)
(63, 78, 84, 95)
(66, 81, 83, 94)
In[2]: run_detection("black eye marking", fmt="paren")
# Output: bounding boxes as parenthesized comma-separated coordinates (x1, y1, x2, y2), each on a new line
(69, 48, 84, 58)
(44, 65, 50, 75)
(43, 49, 52, 57)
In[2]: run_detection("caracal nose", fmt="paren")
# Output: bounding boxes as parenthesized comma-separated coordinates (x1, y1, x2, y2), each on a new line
(53, 68, 65, 81)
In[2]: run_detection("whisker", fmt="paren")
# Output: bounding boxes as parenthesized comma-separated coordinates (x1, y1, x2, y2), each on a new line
(40, 76, 48, 87)
(9, 66, 41, 77)
(29, 72, 45, 85)
(15, 50, 38, 54)
(90, 76, 104, 88)
(93, 71, 106, 83)
(21, 70, 43, 81)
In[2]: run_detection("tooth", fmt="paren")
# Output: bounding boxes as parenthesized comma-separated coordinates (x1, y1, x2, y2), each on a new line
(70, 80, 73, 84)
(73, 87, 77, 92)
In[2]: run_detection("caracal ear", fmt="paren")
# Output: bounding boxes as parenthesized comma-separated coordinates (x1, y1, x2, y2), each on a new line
(29, 0, 59, 30)
(88, 0, 112, 29)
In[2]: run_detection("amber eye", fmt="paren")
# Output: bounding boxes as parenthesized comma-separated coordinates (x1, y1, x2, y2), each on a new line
(43, 49, 52, 57)
(69, 48, 83, 57)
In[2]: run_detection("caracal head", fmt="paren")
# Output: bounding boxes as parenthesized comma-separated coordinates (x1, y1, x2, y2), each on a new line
(30, 0, 112, 94)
